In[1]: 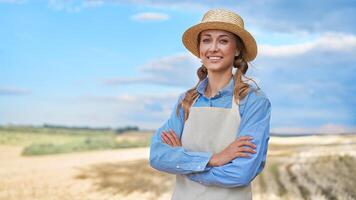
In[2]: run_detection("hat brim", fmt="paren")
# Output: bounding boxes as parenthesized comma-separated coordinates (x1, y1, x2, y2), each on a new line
(182, 21, 257, 62)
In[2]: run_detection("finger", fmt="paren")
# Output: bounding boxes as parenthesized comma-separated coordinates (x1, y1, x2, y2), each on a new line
(161, 131, 167, 143)
(161, 132, 169, 144)
(161, 133, 167, 143)
(238, 141, 256, 149)
(239, 147, 256, 154)
(162, 132, 173, 146)
(169, 129, 181, 146)
(161, 135, 169, 145)
(165, 131, 177, 146)
(160, 131, 166, 142)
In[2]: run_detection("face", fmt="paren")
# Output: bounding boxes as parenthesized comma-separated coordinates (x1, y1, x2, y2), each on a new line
(199, 29, 239, 73)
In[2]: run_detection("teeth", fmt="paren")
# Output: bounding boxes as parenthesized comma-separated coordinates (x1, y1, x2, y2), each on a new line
(208, 56, 222, 60)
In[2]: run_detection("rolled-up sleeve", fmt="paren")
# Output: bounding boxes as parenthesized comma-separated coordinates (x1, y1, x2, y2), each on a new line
(149, 93, 213, 175)
(186, 91, 271, 187)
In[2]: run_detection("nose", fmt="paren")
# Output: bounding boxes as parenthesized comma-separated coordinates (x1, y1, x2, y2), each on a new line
(209, 40, 219, 53)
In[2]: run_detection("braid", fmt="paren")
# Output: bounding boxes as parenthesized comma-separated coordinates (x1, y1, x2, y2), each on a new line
(176, 65, 207, 121)
(232, 37, 260, 105)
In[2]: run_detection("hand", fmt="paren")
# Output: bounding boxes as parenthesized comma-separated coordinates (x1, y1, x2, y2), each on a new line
(208, 136, 256, 167)
(161, 129, 182, 147)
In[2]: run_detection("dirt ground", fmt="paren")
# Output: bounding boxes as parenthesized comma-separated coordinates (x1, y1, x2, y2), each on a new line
(0, 146, 166, 200)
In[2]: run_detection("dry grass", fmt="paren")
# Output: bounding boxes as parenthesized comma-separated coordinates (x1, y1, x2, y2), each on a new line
(251, 135, 356, 200)
(76, 160, 174, 200)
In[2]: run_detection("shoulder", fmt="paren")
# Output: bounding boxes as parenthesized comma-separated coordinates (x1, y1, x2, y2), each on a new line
(241, 85, 271, 109)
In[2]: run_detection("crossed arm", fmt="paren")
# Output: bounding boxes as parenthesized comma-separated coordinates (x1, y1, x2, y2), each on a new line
(149, 92, 271, 187)
(161, 129, 256, 167)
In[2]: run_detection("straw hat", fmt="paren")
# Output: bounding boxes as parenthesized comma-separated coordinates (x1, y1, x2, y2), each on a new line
(182, 9, 257, 61)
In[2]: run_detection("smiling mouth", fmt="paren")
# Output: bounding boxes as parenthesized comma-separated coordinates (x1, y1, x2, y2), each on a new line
(207, 56, 223, 60)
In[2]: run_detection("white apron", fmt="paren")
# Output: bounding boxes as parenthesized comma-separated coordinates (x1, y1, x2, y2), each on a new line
(171, 94, 252, 200)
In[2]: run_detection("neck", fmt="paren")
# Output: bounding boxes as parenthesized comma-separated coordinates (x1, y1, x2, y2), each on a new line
(205, 69, 233, 98)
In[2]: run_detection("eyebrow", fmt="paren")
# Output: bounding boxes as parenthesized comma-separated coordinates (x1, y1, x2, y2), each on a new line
(201, 34, 232, 38)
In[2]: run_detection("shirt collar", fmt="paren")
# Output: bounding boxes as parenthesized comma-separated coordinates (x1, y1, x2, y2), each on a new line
(196, 76, 234, 98)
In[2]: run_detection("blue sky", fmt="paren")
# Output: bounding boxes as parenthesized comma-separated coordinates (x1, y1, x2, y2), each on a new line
(1, 0, 356, 134)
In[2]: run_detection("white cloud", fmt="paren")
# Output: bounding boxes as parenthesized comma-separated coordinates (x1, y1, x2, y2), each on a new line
(86, 92, 179, 105)
(1, 92, 183, 129)
(72, 92, 183, 129)
(131, 12, 170, 22)
(259, 33, 356, 57)
(251, 33, 356, 130)
(104, 52, 200, 87)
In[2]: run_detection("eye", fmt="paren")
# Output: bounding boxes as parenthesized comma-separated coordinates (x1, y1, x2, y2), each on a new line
(201, 38, 210, 43)
(220, 39, 228, 44)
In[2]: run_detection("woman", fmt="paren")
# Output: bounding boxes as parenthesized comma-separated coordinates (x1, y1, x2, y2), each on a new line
(149, 8, 271, 200)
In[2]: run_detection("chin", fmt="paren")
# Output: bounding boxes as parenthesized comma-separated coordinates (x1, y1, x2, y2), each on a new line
(205, 64, 230, 73)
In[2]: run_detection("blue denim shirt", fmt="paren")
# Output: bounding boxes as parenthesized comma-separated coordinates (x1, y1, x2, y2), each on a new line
(149, 76, 271, 188)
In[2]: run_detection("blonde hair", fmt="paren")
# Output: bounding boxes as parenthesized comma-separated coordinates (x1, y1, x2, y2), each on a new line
(176, 33, 259, 121)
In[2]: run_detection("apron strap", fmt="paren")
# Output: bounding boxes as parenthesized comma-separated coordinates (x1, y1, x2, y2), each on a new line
(231, 94, 239, 110)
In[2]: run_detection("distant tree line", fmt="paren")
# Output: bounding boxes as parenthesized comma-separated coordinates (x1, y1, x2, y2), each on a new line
(42, 123, 139, 133)
(43, 123, 111, 131)
(115, 126, 139, 134)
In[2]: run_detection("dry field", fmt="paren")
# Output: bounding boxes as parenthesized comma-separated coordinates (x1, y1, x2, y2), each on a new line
(253, 135, 356, 200)
(1, 134, 355, 200)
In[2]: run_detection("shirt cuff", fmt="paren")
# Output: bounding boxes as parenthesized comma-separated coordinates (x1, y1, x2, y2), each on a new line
(180, 151, 213, 172)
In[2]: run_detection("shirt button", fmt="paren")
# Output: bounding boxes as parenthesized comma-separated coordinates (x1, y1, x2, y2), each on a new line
(197, 166, 201, 169)
(176, 165, 180, 168)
